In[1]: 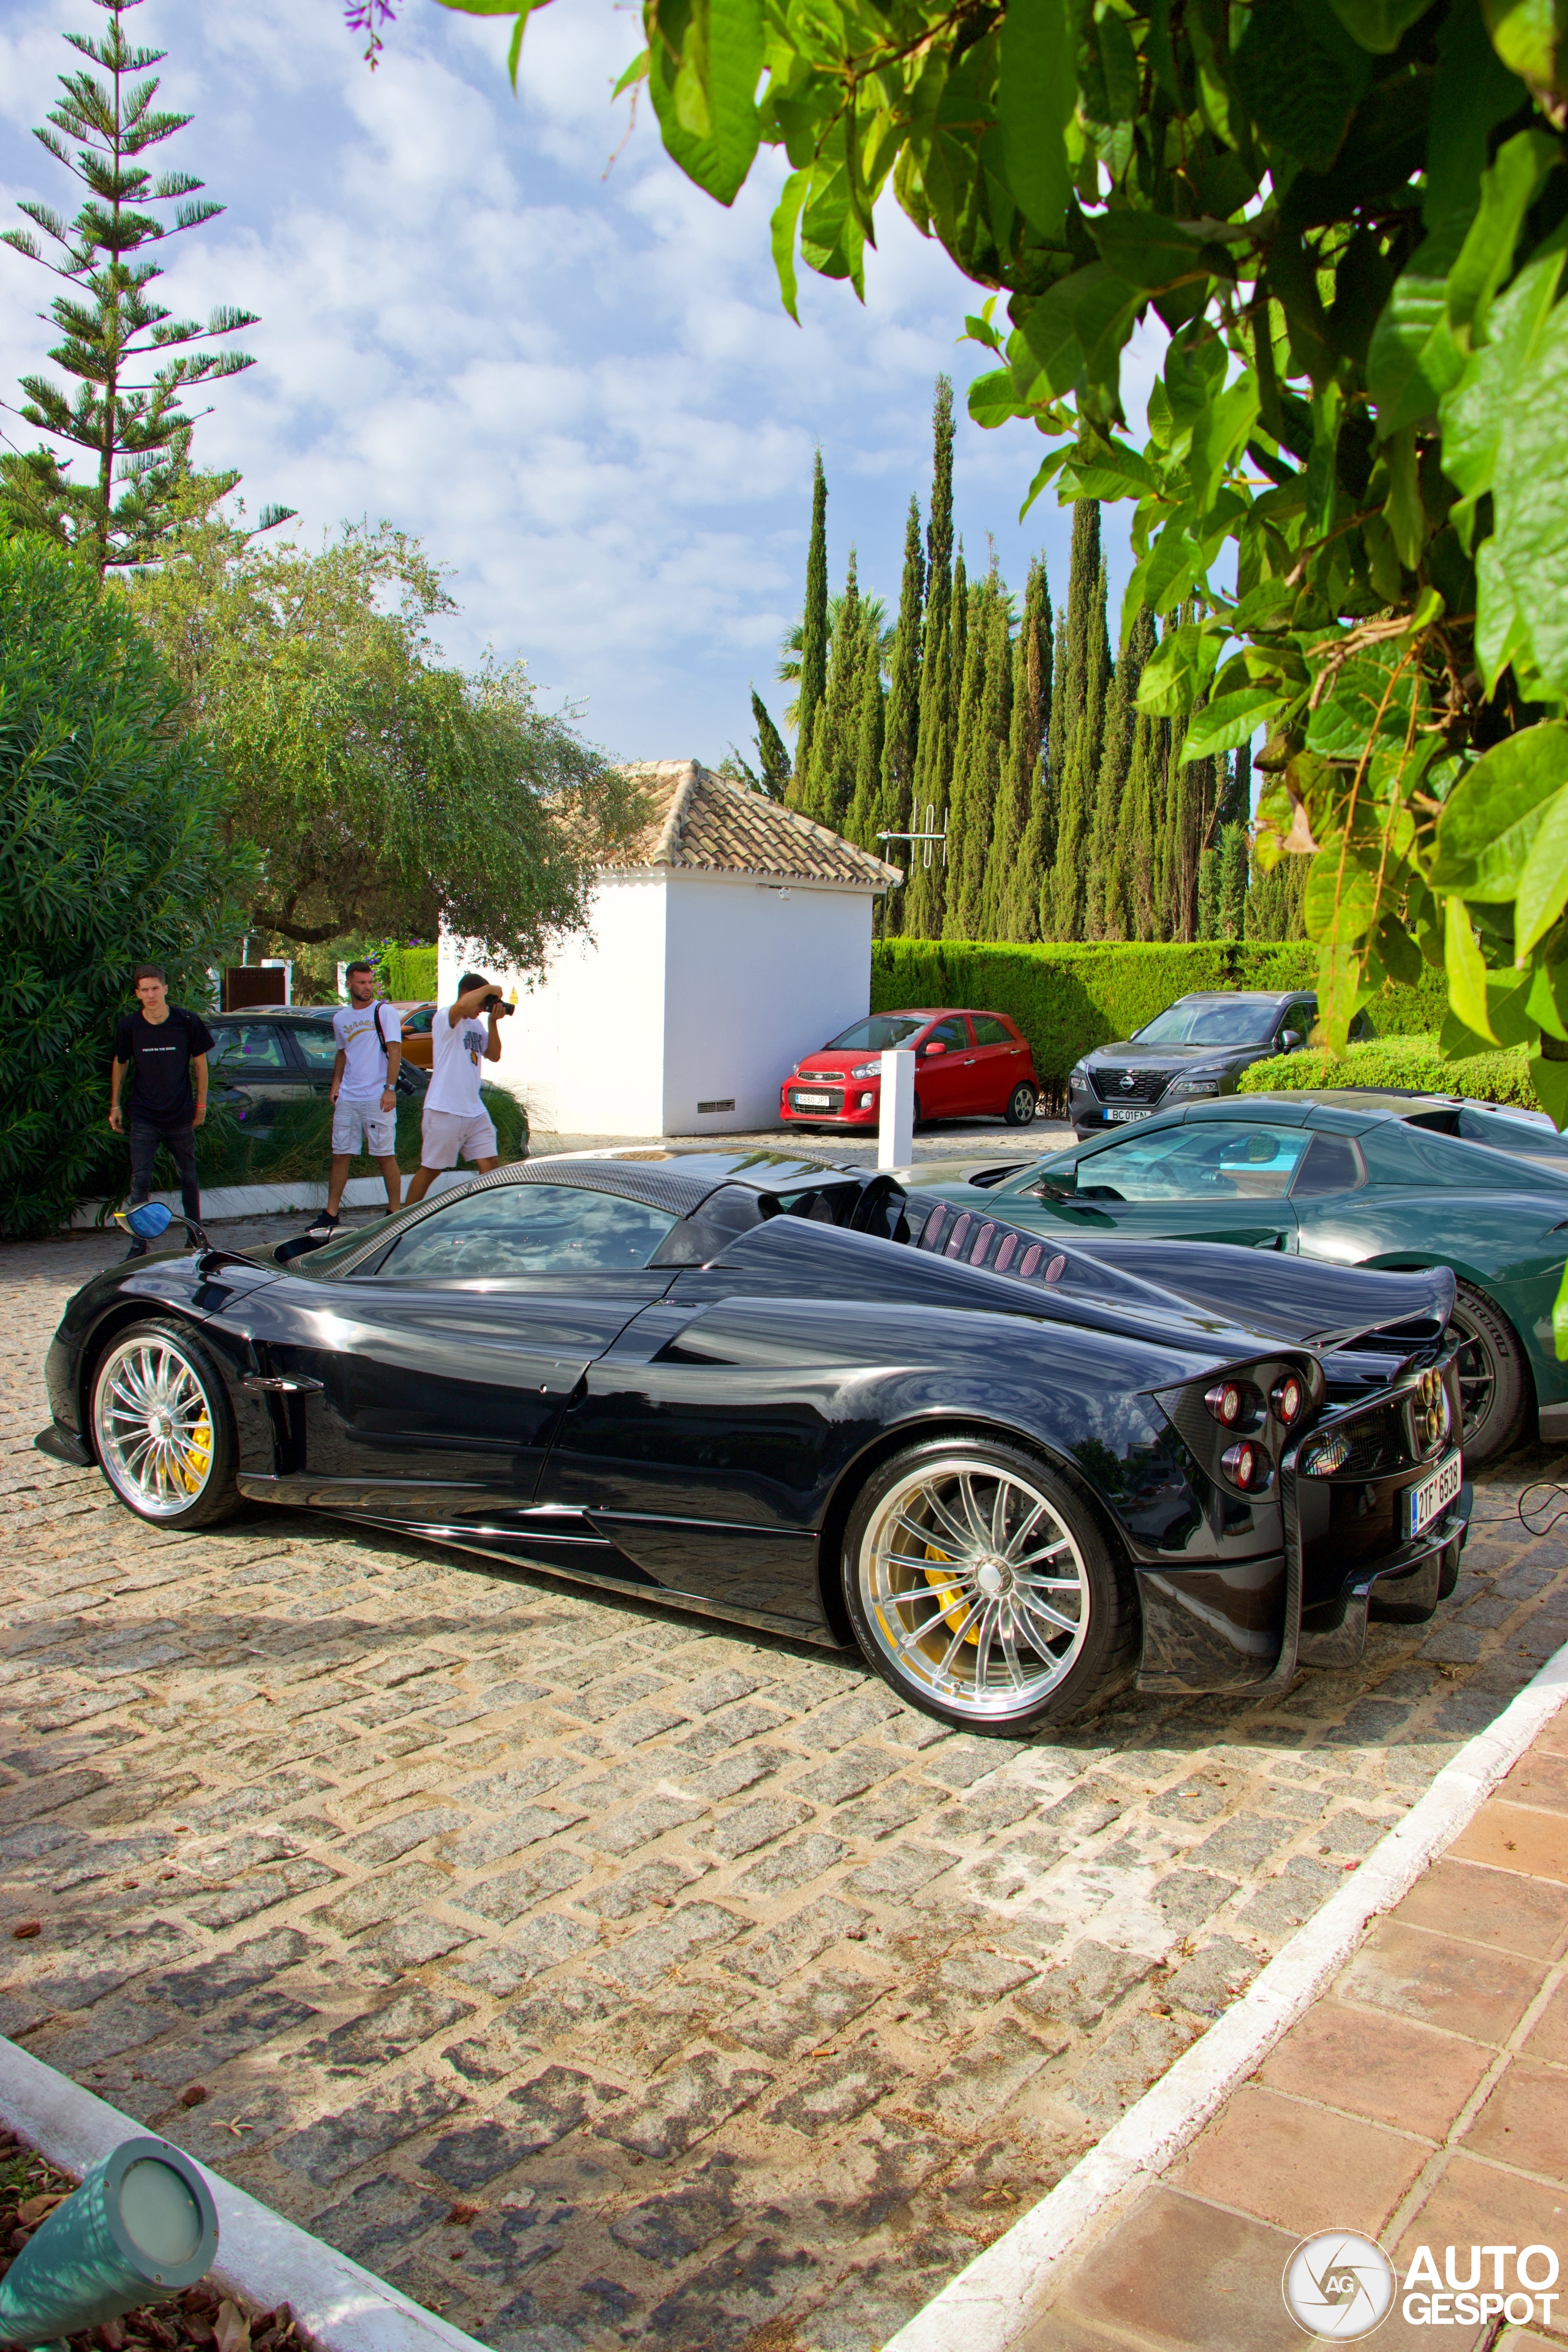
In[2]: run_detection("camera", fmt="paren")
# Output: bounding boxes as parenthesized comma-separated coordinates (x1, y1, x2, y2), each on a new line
(483, 992, 514, 1019)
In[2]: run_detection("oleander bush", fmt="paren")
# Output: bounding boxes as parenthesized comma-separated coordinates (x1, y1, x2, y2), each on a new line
(870, 941, 1452, 1103)
(0, 539, 256, 1239)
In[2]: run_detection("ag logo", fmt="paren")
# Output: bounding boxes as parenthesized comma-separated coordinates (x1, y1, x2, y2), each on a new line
(1283, 2231, 1396, 2339)
(1118, 1071, 1136, 1091)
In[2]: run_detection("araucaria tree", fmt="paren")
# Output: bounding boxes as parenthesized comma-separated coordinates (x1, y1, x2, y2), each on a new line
(2, 0, 288, 571)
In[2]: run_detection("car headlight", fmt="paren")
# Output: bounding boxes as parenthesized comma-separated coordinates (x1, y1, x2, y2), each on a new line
(850, 1061, 881, 1079)
(1068, 1063, 1088, 1088)
(1167, 1073, 1223, 1097)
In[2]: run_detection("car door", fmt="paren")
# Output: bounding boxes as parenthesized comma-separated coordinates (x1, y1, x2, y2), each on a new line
(915, 1017, 971, 1120)
(1005, 1118, 1309, 1249)
(289, 1020, 345, 1095)
(967, 1013, 1026, 1113)
(207, 1020, 306, 1107)
(238, 1180, 680, 1523)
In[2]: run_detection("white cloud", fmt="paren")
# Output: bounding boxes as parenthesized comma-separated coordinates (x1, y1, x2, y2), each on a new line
(0, 0, 1152, 760)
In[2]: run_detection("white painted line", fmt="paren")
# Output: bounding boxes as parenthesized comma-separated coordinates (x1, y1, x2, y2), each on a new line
(883, 1634, 1568, 2352)
(0, 2041, 486, 2352)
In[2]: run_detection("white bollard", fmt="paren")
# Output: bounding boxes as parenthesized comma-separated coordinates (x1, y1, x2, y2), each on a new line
(878, 1047, 916, 1170)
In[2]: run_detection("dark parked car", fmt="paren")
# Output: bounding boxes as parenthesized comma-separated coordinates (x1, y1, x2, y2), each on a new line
(206, 1008, 426, 1126)
(913, 1089, 1568, 1464)
(37, 1150, 1468, 1735)
(1066, 991, 1371, 1139)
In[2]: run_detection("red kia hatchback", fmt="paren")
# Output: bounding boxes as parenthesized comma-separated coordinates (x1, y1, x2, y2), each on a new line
(780, 1008, 1041, 1131)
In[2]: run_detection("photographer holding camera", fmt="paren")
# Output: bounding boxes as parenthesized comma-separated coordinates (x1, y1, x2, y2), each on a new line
(404, 971, 511, 1204)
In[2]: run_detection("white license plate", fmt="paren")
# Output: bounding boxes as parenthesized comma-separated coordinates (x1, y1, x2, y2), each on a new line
(1404, 1447, 1462, 1540)
(793, 1093, 831, 1107)
(1104, 1105, 1155, 1123)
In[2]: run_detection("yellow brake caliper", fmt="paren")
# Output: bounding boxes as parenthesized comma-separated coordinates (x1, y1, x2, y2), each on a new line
(181, 1413, 213, 1493)
(923, 1544, 979, 1643)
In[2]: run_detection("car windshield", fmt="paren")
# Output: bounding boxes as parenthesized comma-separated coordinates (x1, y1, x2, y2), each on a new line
(1134, 1000, 1284, 1047)
(292, 1024, 340, 1067)
(824, 1016, 926, 1052)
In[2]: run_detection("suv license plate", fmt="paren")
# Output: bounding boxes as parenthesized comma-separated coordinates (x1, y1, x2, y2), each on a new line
(793, 1093, 831, 1107)
(1404, 1447, 1462, 1541)
(1104, 1106, 1155, 1123)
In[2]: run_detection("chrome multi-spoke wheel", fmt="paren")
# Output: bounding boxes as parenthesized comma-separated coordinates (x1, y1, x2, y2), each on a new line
(843, 1441, 1134, 1731)
(90, 1322, 238, 1526)
(1447, 1281, 1528, 1464)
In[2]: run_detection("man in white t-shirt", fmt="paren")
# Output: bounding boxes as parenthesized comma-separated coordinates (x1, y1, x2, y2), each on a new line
(312, 961, 402, 1237)
(404, 971, 508, 1204)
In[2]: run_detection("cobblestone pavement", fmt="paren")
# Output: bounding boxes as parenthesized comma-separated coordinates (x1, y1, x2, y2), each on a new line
(4, 1222, 1568, 2352)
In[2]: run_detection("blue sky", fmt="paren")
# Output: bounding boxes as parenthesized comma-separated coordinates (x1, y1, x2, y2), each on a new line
(0, 0, 1155, 764)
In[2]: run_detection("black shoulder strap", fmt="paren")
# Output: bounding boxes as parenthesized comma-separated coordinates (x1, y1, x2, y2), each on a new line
(374, 1001, 393, 1054)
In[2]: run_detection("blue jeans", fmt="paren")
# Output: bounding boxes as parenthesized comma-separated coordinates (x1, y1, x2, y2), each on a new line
(129, 1118, 201, 1223)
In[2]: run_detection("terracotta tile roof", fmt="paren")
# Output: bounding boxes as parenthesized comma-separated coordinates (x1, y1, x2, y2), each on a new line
(609, 761, 903, 892)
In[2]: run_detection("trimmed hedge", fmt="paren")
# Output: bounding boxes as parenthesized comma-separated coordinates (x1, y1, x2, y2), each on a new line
(1239, 1035, 1542, 1112)
(869, 940, 1450, 1102)
(377, 943, 439, 1001)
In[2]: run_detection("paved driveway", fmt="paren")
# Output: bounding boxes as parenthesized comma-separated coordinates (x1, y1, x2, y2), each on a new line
(4, 1224, 1567, 2352)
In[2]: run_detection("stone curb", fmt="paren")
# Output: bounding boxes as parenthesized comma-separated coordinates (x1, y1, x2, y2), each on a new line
(66, 1172, 473, 1229)
(0, 2041, 490, 2352)
(882, 1631, 1568, 2352)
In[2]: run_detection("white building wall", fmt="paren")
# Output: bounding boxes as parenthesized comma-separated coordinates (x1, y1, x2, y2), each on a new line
(440, 867, 875, 1139)
(658, 871, 873, 1134)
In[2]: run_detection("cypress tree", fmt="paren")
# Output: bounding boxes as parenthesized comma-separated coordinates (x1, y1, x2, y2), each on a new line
(750, 688, 791, 799)
(801, 545, 863, 829)
(992, 553, 1054, 941)
(1115, 607, 1163, 939)
(793, 449, 829, 794)
(1084, 592, 1142, 940)
(846, 626, 887, 851)
(1248, 853, 1310, 939)
(944, 559, 1012, 940)
(906, 378, 955, 938)
(1219, 737, 1253, 938)
(876, 494, 925, 873)
(1046, 501, 1110, 940)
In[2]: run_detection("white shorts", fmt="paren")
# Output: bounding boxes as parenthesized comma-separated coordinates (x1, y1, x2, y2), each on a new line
(332, 1098, 396, 1158)
(421, 1106, 499, 1169)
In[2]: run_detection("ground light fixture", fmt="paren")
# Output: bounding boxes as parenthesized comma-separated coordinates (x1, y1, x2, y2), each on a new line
(0, 2138, 218, 2348)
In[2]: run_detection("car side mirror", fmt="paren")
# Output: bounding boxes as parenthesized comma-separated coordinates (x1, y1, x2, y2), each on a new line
(1280, 1030, 1303, 1052)
(922, 1041, 946, 1057)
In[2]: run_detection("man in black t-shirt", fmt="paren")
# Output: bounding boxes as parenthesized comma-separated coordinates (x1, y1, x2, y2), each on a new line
(110, 965, 216, 1255)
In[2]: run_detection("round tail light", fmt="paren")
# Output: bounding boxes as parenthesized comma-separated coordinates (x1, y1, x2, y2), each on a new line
(1221, 1440, 1272, 1491)
(1205, 1381, 1244, 1427)
(1271, 1371, 1305, 1427)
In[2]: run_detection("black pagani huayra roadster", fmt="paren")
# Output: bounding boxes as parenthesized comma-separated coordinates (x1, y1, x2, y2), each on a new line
(37, 1151, 1470, 1736)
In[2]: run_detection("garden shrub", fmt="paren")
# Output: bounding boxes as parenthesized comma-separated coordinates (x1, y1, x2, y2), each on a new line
(870, 941, 1450, 1102)
(132, 1082, 527, 1203)
(376, 942, 439, 1000)
(1239, 1037, 1541, 1112)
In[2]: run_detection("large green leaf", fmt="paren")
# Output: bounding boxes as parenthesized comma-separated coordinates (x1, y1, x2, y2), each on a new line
(1447, 129, 1560, 347)
(997, 0, 1074, 238)
(1305, 644, 1424, 761)
(1439, 235, 1568, 502)
(1232, 0, 1371, 173)
(1493, 295, 1568, 697)
(1188, 374, 1261, 516)
(1180, 684, 1280, 761)
(1365, 227, 1467, 434)
(1136, 621, 1226, 717)
(1327, 0, 1438, 50)
(1425, 0, 1529, 235)
(1432, 725, 1568, 899)
(1509, 729, 1568, 954)
(1305, 839, 1378, 946)
(1445, 895, 1496, 1040)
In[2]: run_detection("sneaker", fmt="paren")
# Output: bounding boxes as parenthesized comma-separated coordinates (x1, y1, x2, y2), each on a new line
(306, 1210, 341, 1242)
